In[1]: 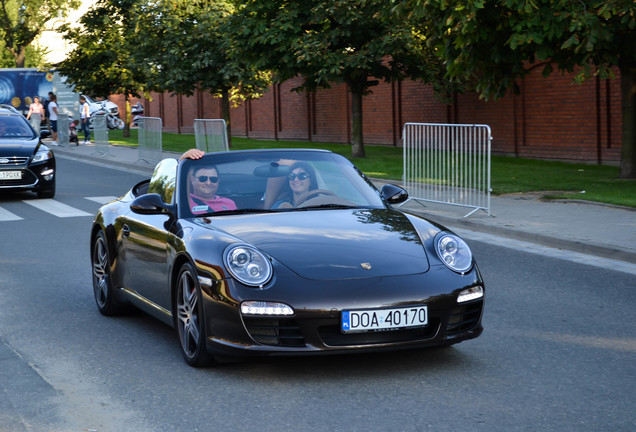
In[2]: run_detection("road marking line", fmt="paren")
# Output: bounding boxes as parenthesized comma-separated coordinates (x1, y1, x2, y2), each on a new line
(22, 199, 92, 218)
(85, 196, 118, 204)
(0, 206, 23, 221)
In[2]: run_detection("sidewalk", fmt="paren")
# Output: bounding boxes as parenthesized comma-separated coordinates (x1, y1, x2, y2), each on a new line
(52, 142, 636, 265)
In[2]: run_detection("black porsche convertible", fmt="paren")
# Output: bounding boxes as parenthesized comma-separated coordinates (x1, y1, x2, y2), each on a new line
(91, 149, 484, 366)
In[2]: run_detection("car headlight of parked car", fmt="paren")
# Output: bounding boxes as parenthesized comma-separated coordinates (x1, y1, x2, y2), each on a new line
(224, 244, 272, 287)
(32, 148, 53, 163)
(435, 233, 473, 274)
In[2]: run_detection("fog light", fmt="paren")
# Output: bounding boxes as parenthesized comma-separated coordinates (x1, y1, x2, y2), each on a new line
(41, 168, 54, 181)
(241, 301, 294, 316)
(457, 286, 483, 303)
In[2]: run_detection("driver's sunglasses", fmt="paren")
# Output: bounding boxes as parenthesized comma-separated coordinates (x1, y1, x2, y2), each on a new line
(197, 175, 219, 184)
(288, 172, 309, 181)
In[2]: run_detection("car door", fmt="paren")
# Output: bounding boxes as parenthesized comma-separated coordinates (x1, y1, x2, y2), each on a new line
(120, 159, 178, 312)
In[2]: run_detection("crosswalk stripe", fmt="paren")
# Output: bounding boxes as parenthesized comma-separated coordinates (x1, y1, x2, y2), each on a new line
(85, 196, 118, 205)
(22, 199, 92, 218)
(0, 206, 23, 221)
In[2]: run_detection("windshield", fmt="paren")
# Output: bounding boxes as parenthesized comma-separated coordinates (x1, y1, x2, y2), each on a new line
(0, 114, 36, 139)
(178, 149, 385, 217)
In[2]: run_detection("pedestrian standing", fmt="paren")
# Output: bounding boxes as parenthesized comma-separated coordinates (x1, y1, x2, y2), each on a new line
(79, 95, 91, 144)
(48, 94, 59, 146)
(26, 96, 44, 133)
(43, 91, 53, 134)
(27, 96, 44, 119)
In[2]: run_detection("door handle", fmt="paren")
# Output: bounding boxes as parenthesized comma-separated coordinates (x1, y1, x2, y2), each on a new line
(122, 224, 130, 238)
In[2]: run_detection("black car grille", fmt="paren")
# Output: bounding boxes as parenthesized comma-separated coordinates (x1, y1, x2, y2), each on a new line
(0, 169, 36, 187)
(445, 301, 483, 336)
(0, 156, 29, 165)
(319, 318, 440, 346)
(243, 317, 306, 347)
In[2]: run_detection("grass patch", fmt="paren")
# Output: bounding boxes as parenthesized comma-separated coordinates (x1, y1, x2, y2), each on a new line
(107, 129, 636, 208)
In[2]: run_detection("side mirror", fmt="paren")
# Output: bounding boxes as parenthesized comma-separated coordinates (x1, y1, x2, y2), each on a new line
(131, 193, 175, 215)
(380, 184, 408, 204)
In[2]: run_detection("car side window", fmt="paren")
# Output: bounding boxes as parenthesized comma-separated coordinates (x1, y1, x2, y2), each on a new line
(148, 158, 178, 204)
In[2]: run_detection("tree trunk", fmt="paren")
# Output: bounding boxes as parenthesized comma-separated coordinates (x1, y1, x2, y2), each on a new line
(349, 83, 366, 158)
(221, 88, 231, 148)
(123, 97, 131, 138)
(620, 62, 635, 179)
(13, 47, 26, 68)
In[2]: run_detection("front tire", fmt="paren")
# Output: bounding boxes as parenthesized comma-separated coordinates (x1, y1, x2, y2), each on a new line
(176, 263, 215, 367)
(92, 230, 125, 315)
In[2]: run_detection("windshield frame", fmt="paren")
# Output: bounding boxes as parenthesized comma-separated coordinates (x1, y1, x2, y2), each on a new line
(177, 149, 386, 218)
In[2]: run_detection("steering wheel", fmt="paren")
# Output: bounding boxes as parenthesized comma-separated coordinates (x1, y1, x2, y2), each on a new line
(296, 189, 337, 207)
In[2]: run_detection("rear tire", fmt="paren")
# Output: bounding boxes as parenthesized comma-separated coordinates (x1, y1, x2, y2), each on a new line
(176, 263, 215, 367)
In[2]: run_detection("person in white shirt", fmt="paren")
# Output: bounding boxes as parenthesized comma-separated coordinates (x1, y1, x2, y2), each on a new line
(48, 94, 59, 146)
(79, 96, 91, 144)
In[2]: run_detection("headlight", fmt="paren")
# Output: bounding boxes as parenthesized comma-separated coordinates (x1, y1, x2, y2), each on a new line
(32, 149, 53, 163)
(224, 244, 272, 287)
(435, 233, 473, 274)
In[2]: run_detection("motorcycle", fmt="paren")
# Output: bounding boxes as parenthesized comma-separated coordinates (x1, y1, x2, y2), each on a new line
(131, 102, 144, 127)
(89, 102, 125, 130)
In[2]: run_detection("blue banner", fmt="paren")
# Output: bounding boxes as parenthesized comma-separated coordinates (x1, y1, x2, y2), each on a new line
(0, 69, 54, 112)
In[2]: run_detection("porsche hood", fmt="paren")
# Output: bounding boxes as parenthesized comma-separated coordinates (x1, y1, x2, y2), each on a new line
(204, 209, 433, 280)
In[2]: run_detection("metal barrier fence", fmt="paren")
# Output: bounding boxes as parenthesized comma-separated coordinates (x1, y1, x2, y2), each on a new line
(92, 115, 111, 157)
(29, 113, 41, 136)
(194, 119, 229, 153)
(137, 117, 163, 164)
(57, 115, 70, 147)
(401, 123, 492, 217)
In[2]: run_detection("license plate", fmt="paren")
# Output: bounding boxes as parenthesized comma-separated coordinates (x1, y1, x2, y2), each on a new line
(0, 171, 21, 180)
(341, 305, 428, 333)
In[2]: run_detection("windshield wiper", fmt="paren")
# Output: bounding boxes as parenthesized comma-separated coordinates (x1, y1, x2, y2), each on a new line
(196, 208, 278, 217)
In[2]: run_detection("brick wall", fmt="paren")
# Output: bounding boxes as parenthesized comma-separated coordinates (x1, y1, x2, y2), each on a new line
(112, 66, 623, 165)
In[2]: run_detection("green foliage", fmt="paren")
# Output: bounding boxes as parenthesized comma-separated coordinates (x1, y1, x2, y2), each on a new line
(0, 0, 79, 67)
(394, 0, 635, 96)
(0, 41, 46, 67)
(133, 0, 269, 101)
(232, 0, 442, 93)
(55, 0, 146, 99)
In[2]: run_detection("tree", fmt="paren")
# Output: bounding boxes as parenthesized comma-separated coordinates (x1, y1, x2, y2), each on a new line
(231, 0, 443, 158)
(393, 0, 636, 179)
(55, 0, 147, 137)
(132, 0, 269, 146)
(0, 0, 79, 67)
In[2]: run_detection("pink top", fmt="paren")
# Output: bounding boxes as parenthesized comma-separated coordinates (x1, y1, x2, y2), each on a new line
(28, 103, 44, 115)
(189, 193, 237, 214)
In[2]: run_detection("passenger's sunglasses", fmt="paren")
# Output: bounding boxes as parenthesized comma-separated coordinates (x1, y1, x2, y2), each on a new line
(288, 172, 309, 181)
(197, 175, 219, 183)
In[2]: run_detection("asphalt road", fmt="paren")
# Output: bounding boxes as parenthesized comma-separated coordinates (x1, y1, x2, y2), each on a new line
(0, 157, 634, 432)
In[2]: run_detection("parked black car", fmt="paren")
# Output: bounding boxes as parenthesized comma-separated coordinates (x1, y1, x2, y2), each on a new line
(0, 104, 55, 198)
(91, 149, 484, 366)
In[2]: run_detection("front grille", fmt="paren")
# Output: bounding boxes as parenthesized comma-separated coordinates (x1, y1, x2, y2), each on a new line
(319, 318, 440, 346)
(446, 301, 483, 336)
(0, 170, 37, 187)
(0, 156, 29, 165)
(243, 317, 306, 347)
